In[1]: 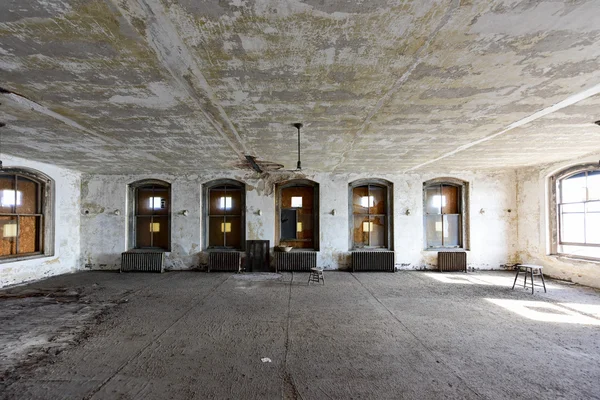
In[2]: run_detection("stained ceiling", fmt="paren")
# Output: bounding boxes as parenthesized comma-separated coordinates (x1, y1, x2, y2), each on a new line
(1, 0, 600, 174)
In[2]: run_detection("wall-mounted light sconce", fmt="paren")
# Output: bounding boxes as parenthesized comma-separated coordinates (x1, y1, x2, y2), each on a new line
(405, 209, 411, 216)
(330, 209, 336, 216)
(180, 210, 189, 216)
(256, 209, 262, 216)
(479, 208, 485, 214)
(114, 209, 121, 216)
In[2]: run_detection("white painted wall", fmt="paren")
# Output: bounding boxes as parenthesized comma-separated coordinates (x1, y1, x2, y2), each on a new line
(516, 153, 600, 288)
(0, 155, 81, 288)
(81, 169, 517, 272)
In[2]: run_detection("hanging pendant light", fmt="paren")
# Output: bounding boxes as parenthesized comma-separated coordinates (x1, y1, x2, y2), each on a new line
(293, 122, 303, 170)
(0, 122, 5, 170)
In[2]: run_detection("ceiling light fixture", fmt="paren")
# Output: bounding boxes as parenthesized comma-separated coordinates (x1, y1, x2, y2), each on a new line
(293, 122, 303, 170)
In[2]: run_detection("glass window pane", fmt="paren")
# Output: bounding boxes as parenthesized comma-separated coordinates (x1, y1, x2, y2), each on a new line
(18, 216, 40, 254)
(291, 197, 303, 208)
(561, 203, 585, 213)
(353, 186, 369, 214)
(561, 213, 585, 243)
(0, 216, 17, 255)
(588, 171, 600, 201)
(425, 186, 442, 215)
(562, 173, 587, 203)
(370, 216, 386, 247)
(353, 216, 369, 248)
(151, 216, 169, 249)
(443, 215, 460, 247)
(441, 185, 459, 214)
(17, 177, 38, 215)
(426, 215, 443, 247)
(369, 186, 386, 214)
(585, 212, 600, 244)
(0, 176, 16, 214)
(586, 201, 600, 213)
(224, 216, 242, 249)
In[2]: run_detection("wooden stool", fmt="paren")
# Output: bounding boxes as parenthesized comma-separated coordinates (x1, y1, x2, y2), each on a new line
(511, 264, 546, 294)
(308, 267, 325, 285)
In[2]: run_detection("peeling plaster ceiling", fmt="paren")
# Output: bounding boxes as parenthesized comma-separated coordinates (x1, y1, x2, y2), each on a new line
(1, 0, 600, 174)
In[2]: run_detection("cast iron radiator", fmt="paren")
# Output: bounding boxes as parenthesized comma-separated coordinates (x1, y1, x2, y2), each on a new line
(438, 251, 467, 272)
(121, 250, 165, 273)
(208, 251, 242, 272)
(275, 251, 317, 272)
(351, 251, 395, 272)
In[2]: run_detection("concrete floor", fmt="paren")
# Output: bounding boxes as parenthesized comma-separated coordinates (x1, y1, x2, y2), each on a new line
(1, 270, 600, 400)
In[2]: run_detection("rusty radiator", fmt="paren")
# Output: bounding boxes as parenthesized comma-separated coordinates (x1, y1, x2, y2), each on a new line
(438, 252, 467, 272)
(121, 250, 165, 273)
(351, 251, 395, 272)
(208, 251, 242, 272)
(275, 251, 317, 272)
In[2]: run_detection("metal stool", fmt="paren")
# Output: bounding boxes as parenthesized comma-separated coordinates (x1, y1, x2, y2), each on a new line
(511, 264, 546, 294)
(308, 267, 325, 285)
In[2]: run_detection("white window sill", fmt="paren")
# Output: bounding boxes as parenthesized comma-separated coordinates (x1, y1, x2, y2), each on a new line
(551, 254, 600, 265)
(0, 252, 54, 264)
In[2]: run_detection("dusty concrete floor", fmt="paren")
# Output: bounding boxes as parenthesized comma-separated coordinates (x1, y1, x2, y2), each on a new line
(1, 270, 599, 400)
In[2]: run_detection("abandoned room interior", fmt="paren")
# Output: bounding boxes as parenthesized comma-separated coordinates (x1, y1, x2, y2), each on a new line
(1, 0, 600, 399)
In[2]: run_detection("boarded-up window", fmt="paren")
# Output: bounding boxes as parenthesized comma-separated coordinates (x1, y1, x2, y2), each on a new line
(135, 183, 170, 250)
(278, 181, 318, 250)
(0, 174, 43, 257)
(424, 183, 462, 248)
(207, 182, 244, 249)
(351, 184, 388, 248)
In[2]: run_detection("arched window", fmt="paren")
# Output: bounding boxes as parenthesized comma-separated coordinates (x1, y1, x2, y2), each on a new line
(204, 179, 245, 250)
(552, 164, 600, 259)
(128, 180, 171, 251)
(423, 178, 469, 249)
(276, 179, 319, 250)
(0, 168, 53, 260)
(349, 179, 393, 250)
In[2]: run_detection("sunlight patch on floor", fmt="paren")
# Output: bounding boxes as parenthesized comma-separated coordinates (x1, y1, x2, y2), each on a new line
(486, 298, 600, 325)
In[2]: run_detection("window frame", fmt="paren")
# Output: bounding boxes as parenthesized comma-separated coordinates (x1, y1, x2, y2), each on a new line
(348, 179, 393, 251)
(423, 178, 469, 250)
(550, 163, 600, 261)
(127, 179, 171, 251)
(203, 179, 246, 251)
(0, 167, 54, 263)
(276, 179, 319, 251)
